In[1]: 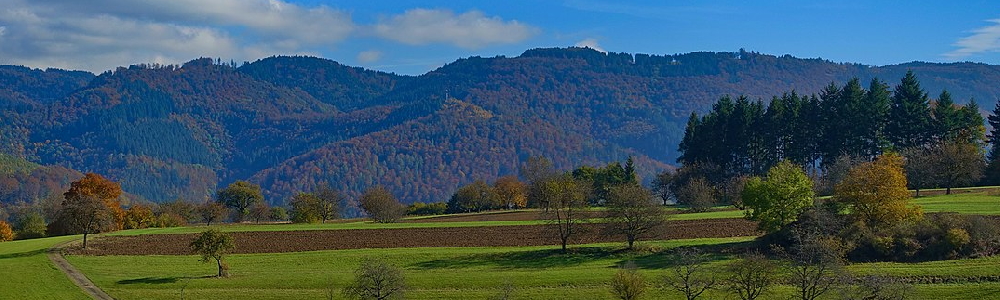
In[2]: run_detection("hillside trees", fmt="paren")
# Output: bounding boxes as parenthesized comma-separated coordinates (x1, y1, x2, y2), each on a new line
(216, 181, 264, 222)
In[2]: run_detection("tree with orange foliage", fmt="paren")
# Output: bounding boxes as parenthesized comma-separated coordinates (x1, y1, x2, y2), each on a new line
(0, 221, 14, 242)
(493, 175, 527, 209)
(835, 153, 922, 228)
(53, 173, 124, 248)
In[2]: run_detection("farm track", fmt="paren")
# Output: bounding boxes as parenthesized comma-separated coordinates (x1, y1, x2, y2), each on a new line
(69, 218, 759, 256)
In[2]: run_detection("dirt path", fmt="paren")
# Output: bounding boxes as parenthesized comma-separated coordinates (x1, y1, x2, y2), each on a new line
(48, 240, 114, 300)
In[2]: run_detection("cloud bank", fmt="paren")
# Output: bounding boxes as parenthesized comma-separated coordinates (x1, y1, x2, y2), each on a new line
(374, 9, 538, 49)
(0, 1, 535, 72)
(945, 18, 1000, 60)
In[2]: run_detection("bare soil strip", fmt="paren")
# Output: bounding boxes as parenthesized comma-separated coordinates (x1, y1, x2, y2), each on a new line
(48, 241, 115, 300)
(71, 218, 759, 256)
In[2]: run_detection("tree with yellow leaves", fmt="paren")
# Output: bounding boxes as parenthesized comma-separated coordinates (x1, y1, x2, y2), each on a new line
(834, 153, 922, 228)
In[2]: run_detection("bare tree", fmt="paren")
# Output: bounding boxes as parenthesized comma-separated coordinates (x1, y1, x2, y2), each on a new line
(651, 170, 675, 206)
(778, 229, 846, 300)
(664, 248, 717, 300)
(605, 184, 665, 249)
(343, 257, 406, 300)
(839, 272, 912, 300)
(314, 183, 344, 222)
(199, 201, 228, 226)
(725, 252, 778, 300)
(539, 175, 590, 252)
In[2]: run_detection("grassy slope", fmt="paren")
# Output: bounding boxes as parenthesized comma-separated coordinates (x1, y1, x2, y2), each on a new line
(0, 235, 89, 300)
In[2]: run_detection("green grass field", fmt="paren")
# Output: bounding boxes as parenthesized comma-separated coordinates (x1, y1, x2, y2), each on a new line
(6, 191, 1000, 299)
(63, 236, 1000, 300)
(0, 235, 89, 300)
(914, 193, 1000, 215)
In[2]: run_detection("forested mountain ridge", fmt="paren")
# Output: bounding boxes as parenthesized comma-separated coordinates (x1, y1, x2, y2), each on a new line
(3, 48, 1000, 205)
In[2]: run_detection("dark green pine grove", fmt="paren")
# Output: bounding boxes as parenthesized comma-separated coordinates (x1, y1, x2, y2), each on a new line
(679, 71, 990, 182)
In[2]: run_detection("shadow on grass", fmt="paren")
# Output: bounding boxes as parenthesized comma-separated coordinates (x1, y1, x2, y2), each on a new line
(619, 241, 754, 270)
(0, 249, 48, 260)
(411, 247, 626, 270)
(117, 275, 213, 285)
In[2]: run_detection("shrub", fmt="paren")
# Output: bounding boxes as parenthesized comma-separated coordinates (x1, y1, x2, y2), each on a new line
(14, 211, 47, 239)
(343, 257, 406, 300)
(0, 221, 13, 242)
(407, 202, 447, 216)
(154, 213, 187, 228)
(610, 262, 645, 300)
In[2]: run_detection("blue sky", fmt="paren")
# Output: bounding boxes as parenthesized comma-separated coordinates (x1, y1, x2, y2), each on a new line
(1, 0, 999, 75)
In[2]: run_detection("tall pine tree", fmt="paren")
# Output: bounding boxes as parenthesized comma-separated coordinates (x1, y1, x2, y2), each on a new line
(887, 71, 934, 149)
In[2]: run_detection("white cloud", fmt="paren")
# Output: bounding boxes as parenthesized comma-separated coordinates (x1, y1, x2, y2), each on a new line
(0, 0, 354, 72)
(574, 38, 606, 53)
(357, 50, 383, 63)
(374, 9, 538, 49)
(944, 18, 1000, 60)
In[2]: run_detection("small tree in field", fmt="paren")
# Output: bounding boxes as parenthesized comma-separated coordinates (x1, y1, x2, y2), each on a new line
(359, 186, 406, 223)
(343, 257, 406, 300)
(742, 160, 815, 233)
(610, 262, 646, 300)
(190, 229, 235, 277)
(605, 184, 665, 249)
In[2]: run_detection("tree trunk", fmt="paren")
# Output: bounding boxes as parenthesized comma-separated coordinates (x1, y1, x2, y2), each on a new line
(216, 257, 224, 277)
(627, 236, 635, 249)
(946, 187, 952, 195)
(915, 188, 920, 197)
(82, 232, 89, 249)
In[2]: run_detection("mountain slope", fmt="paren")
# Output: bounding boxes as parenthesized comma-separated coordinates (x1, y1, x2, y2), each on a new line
(4, 48, 1000, 205)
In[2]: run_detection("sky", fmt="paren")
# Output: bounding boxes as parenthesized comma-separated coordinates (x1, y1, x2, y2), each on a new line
(1, 0, 1000, 75)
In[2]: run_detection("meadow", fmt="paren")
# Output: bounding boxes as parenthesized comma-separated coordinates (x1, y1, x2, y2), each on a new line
(3, 191, 1000, 299)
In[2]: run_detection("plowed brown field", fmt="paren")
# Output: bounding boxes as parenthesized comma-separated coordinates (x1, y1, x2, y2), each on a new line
(72, 218, 759, 256)
(405, 210, 607, 222)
